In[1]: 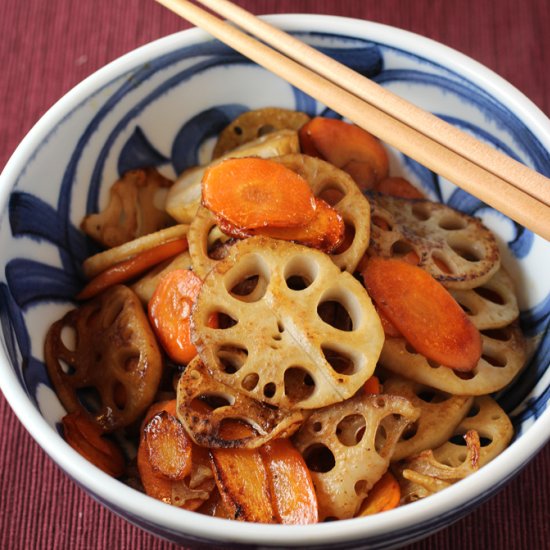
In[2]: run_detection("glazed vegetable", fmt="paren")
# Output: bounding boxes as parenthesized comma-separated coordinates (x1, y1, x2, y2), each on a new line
(299, 117, 389, 189)
(357, 472, 401, 516)
(77, 238, 188, 300)
(62, 411, 125, 477)
(217, 196, 344, 253)
(148, 269, 206, 364)
(261, 438, 318, 525)
(362, 257, 482, 371)
(202, 157, 317, 229)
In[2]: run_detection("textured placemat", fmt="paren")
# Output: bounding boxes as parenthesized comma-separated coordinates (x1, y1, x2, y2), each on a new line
(1, 1, 549, 549)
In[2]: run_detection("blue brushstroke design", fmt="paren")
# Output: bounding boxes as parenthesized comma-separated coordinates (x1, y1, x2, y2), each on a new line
(171, 105, 247, 174)
(118, 126, 170, 175)
(9, 192, 90, 266)
(6, 259, 80, 308)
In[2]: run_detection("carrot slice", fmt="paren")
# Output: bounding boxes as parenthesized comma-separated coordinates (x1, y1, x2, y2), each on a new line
(148, 269, 206, 364)
(137, 400, 212, 510)
(260, 438, 318, 525)
(144, 410, 193, 480)
(375, 177, 425, 199)
(217, 197, 344, 254)
(363, 375, 381, 395)
(375, 305, 402, 337)
(362, 257, 482, 371)
(62, 411, 125, 477)
(76, 237, 188, 300)
(210, 421, 275, 523)
(357, 471, 401, 516)
(202, 157, 316, 229)
(299, 117, 389, 189)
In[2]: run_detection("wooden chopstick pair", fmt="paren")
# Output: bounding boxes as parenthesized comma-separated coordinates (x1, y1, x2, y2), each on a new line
(156, 0, 550, 241)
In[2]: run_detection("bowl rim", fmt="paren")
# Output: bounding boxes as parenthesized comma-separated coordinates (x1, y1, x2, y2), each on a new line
(1, 12, 549, 547)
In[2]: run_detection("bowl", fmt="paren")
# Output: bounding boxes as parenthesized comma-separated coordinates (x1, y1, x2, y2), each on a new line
(0, 13, 549, 549)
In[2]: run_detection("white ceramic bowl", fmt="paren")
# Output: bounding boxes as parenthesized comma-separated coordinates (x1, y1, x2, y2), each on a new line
(1, 14, 549, 549)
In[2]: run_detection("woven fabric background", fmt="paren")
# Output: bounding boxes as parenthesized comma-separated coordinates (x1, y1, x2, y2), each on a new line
(1, 1, 549, 549)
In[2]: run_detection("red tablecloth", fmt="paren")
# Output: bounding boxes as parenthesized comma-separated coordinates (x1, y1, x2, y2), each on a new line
(1, 1, 549, 548)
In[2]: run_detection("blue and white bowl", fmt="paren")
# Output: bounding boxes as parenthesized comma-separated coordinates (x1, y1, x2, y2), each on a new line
(0, 14, 549, 549)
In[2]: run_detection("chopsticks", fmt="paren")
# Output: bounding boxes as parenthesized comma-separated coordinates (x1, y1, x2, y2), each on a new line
(155, 0, 550, 241)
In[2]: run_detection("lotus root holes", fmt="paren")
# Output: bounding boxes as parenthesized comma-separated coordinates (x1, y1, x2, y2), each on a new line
(322, 347, 357, 376)
(60, 325, 77, 352)
(303, 443, 336, 473)
(473, 286, 506, 305)
(318, 185, 345, 206)
(283, 367, 316, 402)
(226, 254, 270, 302)
(241, 373, 259, 391)
(438, 214, 467, 231)
(216, 345, 248, 374)
(354, 480, 369, 497)
(401, 420, 419, 441)
(336, 414, 366, 446)
(446, 235, 484, 262)
(411, 202, 431, 221)
(76, 386, 102, 415)
(390, 239, 417, 260)
(283, 255, 319, 291)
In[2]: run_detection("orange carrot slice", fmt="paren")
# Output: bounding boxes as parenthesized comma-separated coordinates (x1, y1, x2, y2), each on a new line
(375, 177, 425, 199)
(374, 305, 402, 337)
(143, 409, 193, 480)
(62, 411, 125, 477)
(363, 375, 381, 395)
(210, 421, 275, 523)
(260, 438, 318, 525)
(299, 117, 389, 189)
(217, 197, 344, 253)
(202, 157, 316, 229)
(76, 237, 188, 300)
(362, 257, 482, 371)
(357, 471, 401, 516)
(148, 269, 206, 364)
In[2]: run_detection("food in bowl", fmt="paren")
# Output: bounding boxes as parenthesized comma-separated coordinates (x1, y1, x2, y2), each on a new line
(1, 15, 549, 548)
(41, 107, 524, 523)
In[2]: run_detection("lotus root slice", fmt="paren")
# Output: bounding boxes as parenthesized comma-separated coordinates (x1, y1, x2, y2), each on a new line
(367, 192, 500, 289)
(44, 285, 163, 431)
(176, 357, 303, 449)
(379, 322, 526, 395)
(191, 236, 384, 410)
(212, 108, 310, 158)
(292, 393, 419, 520)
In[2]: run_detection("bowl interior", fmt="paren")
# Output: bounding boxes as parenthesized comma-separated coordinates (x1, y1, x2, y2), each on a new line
(1, 15, 549, 548)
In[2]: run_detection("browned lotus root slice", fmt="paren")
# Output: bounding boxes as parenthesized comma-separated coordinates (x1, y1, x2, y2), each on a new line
(44, 285, 163, 431)
(82, 224, 188, 279)
(379, 323, 526, 395)
(383, 376, 473, 462)
(292, 393, 419, 520)
(166, 129, 301, 224)
(81, 168, 175, 248)
(176, 357, 303, 449)
(274, 154, 371, 273)
(433, 396, 513, 468)
(396, 430, 480, 503)
(191, 237, 384, 409)
(188, 207, 234, 279)
(212, 108, 310, 158)
(450, 268, 519, 329)
(131, 251, 192, 304)
(368, 193, 500, 289)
